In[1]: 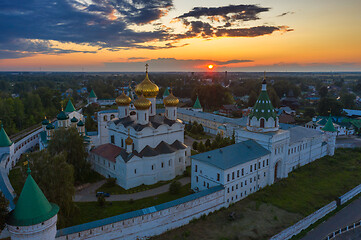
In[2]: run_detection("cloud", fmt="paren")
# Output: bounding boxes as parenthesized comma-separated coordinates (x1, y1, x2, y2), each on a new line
(277, 12, 294, 17)
(178, 4, 270, 22)
(103, 58, 253, 71)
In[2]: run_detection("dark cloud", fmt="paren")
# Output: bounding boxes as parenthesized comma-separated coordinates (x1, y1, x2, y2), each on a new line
(277, 12, 294, 17)
(178, 4, 269, 22)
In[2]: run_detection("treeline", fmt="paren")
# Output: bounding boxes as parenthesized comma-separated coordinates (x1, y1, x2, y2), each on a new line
(192, 134, 235, 153)
(0, 87, 62, 135)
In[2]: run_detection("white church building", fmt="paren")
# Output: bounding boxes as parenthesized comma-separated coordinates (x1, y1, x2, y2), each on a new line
(191, 78, 337, 205)
(89, 66, 190, 189)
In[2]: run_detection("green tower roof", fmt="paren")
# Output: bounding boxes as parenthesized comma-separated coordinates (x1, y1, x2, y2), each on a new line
(71, 116, 78, 123)
(249, 82, 277, 120)
(322, 117, 337, 132)
(64, 100, 76, 113)
(77, 120, 84, 126)
(163, 87, 170, 97)
(193, 96, 202, 109)
(0, 124, 12, 147)
(6, 168, 59, 226)
(89, 89, 97, 98)
(57, 110, 69, 120)
(41, 118, 49, 125)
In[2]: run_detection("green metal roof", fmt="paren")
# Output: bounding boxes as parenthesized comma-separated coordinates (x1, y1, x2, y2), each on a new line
(77, 120, 84, 126)
(46, 123, 55, 130)
(57, 110, 69, 120)
(71, 116, 78, 123)
(64, 100, 76, 112)
(0, 124, 12, 147)
(249, 86, 277, 120)
(89, 89, 97, 98)
(41, 118, 49, 125)
(322, 117, 337, 132)
(163, 87, 170, 97)
(193, 96, 202, 109)
(6, 169, 59, 226)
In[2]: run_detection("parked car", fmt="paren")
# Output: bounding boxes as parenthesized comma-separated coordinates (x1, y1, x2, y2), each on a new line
(96, 192, 110, 197)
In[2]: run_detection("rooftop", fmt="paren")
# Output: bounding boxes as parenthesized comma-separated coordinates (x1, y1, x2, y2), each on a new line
(289, 126, 323, 144)
(192, 140, 270, 170)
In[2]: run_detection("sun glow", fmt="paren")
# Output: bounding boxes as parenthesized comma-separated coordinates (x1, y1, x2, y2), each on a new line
(208, 64, 214, 70)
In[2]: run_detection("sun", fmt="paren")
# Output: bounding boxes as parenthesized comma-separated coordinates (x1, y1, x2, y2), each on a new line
(208, 64, 214, 70)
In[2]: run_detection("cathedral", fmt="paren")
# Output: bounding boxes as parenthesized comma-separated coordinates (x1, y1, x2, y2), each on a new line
(89, 66, 190, 189)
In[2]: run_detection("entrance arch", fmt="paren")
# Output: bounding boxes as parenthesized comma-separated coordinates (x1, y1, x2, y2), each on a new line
(274, 161, 281, 182)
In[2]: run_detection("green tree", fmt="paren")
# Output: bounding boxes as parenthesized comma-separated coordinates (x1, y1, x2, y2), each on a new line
(192, 141, 198, 150)
(340, 93, 356, 109)
(85, 115, 97, 132)
(198, 141, 206, 153)
(197, 124, 204, 134)
(169, 181, 182, 195)
(47, 128, 92, 184)
(248, 91, 258, 107)
(317, 97, 343, 116)
(29, 151, 76, 228)
(304, 107, 316, 118)
(205, 139, 211, 147)
(318, 86, 328, 98)
(0, 193, 9, 230)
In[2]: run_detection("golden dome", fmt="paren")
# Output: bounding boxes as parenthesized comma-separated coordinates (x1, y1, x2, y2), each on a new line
(134, 95, 151, 110)
(125, 135, 133, 145)
(163, 93, 179, 107)
(135, 72, 159, 98)
(116, 92, 131, 106)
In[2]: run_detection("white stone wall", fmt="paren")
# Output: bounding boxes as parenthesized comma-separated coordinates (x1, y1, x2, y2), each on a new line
(97, 111, 117, 145)
(8, 215, 57, 240)
(56, 187, 225, 240)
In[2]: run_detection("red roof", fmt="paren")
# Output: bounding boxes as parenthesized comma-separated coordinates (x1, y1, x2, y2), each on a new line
(91, 143, 123, 163)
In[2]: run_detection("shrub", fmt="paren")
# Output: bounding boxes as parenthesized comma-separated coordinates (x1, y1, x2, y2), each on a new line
(169, 181, 182, 195)
(192, 141, 198, 150)
(97, 195, 106, 206)
(106, 177, 116, 187)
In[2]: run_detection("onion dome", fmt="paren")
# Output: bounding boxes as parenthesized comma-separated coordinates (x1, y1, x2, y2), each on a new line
(134, 65, 159, 98)
(57, 109, 68, 120)
(125, 135, 133, 145)
(6, 166, 59, 226)
(164, 93, 179, 107)
(134, 94, 151, 110)
(77, 120, 84, 127)
(71, 116, 78, 123)
(116, 92, 132, 106)
(41, 117, 49, 125)
(46, 123, 55, 130)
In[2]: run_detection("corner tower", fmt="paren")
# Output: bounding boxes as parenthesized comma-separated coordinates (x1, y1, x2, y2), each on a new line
(6, 166, 59, 240)
(322, 116, 337, 156)
(247, 74, 279, 133)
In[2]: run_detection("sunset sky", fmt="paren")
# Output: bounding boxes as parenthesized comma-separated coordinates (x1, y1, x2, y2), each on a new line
(0, 0, 360, 72)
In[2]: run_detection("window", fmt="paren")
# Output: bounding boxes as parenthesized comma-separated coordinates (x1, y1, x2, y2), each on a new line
(260, 118, 265, 128)
(217, 173, 220, 181)
(195, 165, 198, 172)
(236, 184, 238, 189)
(168, 160, 171, 166)
(204, 182, 206, 187)
(207, 183, 209, 188)
(111, 135, 115, 144)
(264, 172, 266, 177)
(179, 158, 181, 163)
(134, 169, 137, 174)
(250, 165, 252, 172)
(250, 178, 252, 183)
(121, 139, 124, 148)
(237, 170, 240, 178)
(263, 160, 265, 167)
(241, 182, 243, 187)
(254, 163, 257, 170)
(103, 115, 107, 121)
(161, 162, 164, 168)
(196, 176, 198, 182)
(242, 168, 244, 176)
(227, 188, 229, 193)
(258, 162, 261, 169)
(110, 114, 115, 120)
(267, 159, 269, 166)
(232, 172, 235, 180)
(245, 180, 247, 185)
(254, 176, 256, 181)
(227, 174, 230, 182)
(152, 165, 154, 170)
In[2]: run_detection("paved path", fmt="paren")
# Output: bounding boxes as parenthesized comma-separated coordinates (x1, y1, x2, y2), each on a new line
(302, 196, 361, 240)
(74, 177, 191, 202)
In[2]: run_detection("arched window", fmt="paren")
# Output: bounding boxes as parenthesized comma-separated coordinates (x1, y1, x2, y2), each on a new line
(260, 118, 265, 128)
(248, 118, 251, 126)
(110, 114, 115, 120)
(104, 115, 107, 121)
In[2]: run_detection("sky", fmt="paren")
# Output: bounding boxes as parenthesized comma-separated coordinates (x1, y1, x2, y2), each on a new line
(0, 0, 360, 72)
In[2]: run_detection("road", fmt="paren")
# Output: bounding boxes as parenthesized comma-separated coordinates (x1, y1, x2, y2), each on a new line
(74, 177, 191, 202)
(336, 135, 361, 148)
(301, 196, 361, 240)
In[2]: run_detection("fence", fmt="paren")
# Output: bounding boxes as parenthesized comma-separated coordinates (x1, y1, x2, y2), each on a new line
(324, 219, 361, 240)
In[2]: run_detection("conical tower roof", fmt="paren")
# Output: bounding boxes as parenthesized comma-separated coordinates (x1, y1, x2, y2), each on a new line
(64, 100, 76, 113)
(6, 167, 59, 226)
(89, 89, 97, 98)
(193, 96, 202, 109)
(248, 81, 277, 120)
(0, 123, 12, 147)
(322, 117, 337, 132)
(163, 87, 170, 97)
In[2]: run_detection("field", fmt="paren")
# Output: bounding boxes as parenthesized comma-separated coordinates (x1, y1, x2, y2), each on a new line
(151, 148, 361, 240)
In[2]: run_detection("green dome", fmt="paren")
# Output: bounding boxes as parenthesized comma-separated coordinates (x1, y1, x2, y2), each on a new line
(249, 82, 277, 120)
(71, 116, 78, 123)
(41, 118, 49, 125)
(0, 124, 12, 147)
(46, 123, 55, 130)
(6, 169, 59, 226)
(77, 120, 84, 126)
(57, 111, 68, 120)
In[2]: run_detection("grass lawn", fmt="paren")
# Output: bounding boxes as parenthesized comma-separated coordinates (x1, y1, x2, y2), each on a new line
(185, 131, 212, 140)
(68, 183, 192, 227)
(97, 168, 190, 194)
(151, 148, 361, 240)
